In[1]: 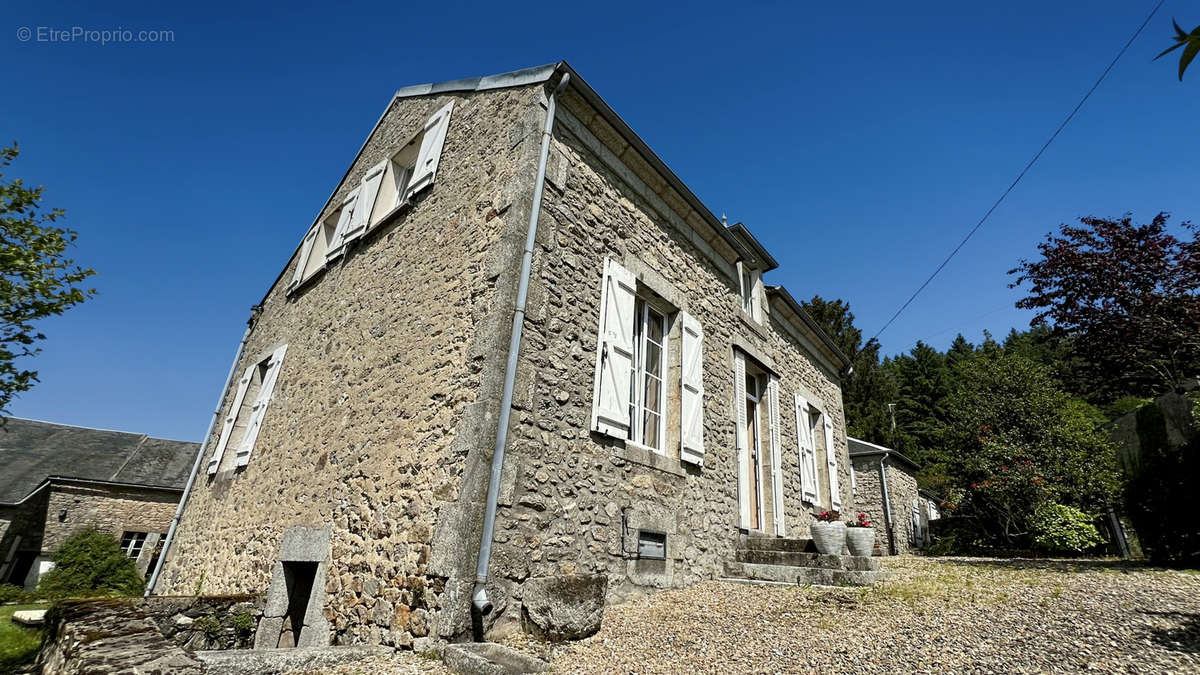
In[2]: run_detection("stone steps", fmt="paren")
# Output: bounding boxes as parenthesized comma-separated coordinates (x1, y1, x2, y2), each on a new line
(735, 548, 880, 571)
(737, 534, 815, 552)
(723, 561, 880, 587)
(726, 534, 884, 587)
(197, 646, 388, 674)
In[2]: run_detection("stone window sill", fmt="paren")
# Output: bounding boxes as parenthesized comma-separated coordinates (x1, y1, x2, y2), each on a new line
(613, 441, 687, 478)
(738, 312, 768, 340)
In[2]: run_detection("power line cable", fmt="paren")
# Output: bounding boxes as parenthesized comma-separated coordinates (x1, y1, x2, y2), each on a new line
(867, 0, 1167, 346)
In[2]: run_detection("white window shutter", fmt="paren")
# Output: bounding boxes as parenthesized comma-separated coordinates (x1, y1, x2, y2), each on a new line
(794, 394, 818, 503)
(734, 351, 751, 529)
(291, 224, 320, 288)
(345, 160, 388, 241)
(405, 101, 454, 199)
(749, 269, 763, 321)
(767, 376, 785, 536)
(590, 258, 636, 438)
(235, 345, 287, 468)
(326, 187, 361, 260)
(679, 311, 704, 465)
(208, 363, 255, 475)
(824, 415, 841, 511)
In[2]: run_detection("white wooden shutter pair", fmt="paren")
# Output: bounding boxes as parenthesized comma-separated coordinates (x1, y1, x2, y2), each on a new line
(404, 101, 454, 199)
(591, 258, 636, 438)
(794, 395, 818, 503)
(733, 351, 751, 529)
(824, 415, 841, 511)
(679, 313, 705, 466)
(207, 345, 288, 474)
(767, 376, 785, 536)
(325, 187, 361, 260)
(341, 161, 388, 243)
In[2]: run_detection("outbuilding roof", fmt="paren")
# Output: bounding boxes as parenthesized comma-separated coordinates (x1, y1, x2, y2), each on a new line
(0, 417, 198, 504)
(847, 436, 921, 472)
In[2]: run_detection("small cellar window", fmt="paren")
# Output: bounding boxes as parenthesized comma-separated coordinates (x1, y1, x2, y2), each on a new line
(637, 531, 667, 560)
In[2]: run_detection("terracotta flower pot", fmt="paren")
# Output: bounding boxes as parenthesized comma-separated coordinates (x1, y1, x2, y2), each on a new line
(846, 527, 875, 557)
(810, 521, 846, 555)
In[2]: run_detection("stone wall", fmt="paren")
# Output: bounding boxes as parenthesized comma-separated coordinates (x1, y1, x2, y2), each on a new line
(477, 89, 852, 633)
(42, 483, 178, 554)
(155, 82, 549, 649)
(850, 455, 919, 554)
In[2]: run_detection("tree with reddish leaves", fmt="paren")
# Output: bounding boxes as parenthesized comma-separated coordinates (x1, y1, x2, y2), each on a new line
(1009, 213, 1200, 403)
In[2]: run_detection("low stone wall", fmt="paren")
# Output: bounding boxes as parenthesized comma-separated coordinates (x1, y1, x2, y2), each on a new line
(36, 595, 263, 673)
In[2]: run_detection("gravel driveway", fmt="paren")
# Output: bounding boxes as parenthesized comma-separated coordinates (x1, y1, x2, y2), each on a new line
(513, 557, 1200, 673)
(290, 557, 1200, 673)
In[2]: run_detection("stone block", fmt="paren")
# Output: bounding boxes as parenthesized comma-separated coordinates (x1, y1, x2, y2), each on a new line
(521, 573, 606, 641)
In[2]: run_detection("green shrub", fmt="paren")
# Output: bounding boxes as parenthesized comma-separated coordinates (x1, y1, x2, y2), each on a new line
(1031, 504, 1104, 553)
(37, 529, 145, 598)
(0, 584, 33, 604)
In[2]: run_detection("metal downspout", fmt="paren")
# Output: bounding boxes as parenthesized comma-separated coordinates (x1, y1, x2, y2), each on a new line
(471, 72, 571, 616)
(878, 456, 897, 556)
(145, 322, 254, 596)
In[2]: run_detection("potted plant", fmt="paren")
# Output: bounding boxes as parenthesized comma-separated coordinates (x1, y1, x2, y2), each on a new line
(845, 512, 875, 557)
(810, 510, 845, 555)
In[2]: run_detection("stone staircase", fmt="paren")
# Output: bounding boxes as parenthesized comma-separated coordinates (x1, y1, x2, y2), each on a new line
(722, 534, 883, 586)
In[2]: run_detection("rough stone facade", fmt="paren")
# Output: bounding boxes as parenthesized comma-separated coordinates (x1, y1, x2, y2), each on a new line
(156, 81, 551, 650)
(849, 442, 921, 554)
(155, 63, 856, 648)
(42, 483, 177, 554)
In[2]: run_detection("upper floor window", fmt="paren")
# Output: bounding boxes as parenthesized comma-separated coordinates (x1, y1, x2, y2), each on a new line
(630, 298, 667, 450)
(207, 345, 288, 476)
(738, 262, 762, 322)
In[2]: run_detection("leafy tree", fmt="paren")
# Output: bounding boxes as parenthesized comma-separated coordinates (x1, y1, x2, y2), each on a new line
(938, 353, 1121, 548)
(1009, 214, 1200, 403)
(0, 143, 96, 416)
(1156, 19, 1200, 80)
(38, 529, 145, 598)
(801, 296, 898, 444)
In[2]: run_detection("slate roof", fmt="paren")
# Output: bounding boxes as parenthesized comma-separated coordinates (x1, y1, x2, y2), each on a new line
(0, 417, 199, 504)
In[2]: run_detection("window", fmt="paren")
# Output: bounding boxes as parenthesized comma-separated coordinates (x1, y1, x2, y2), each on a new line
(288, 101, 454, 293)
(591, 258, 705, 464)
(207, 345, 288, 475)
(630, 299, 667, 451)
(738, 262, 762, 321)
(795, 395, 840, 511)
(120, 532, 148, 560)
(637, 530, 667, 560)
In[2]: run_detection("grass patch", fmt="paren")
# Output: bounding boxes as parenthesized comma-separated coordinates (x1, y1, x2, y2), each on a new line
(0, 603, 48, 671)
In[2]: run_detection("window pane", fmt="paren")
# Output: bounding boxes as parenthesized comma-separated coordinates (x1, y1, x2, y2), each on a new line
(646, 309, 665, 344)
(643, 411, 660, 449)
(745, 373, 757, 398)
(644, 374, 662, 414)
(644, 342, 662, 378)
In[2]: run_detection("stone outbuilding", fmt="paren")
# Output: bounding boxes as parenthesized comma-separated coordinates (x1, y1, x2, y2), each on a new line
(0, 417, 198, 588)
(848, 437, 929, 554)
(151, 62, 861, 649)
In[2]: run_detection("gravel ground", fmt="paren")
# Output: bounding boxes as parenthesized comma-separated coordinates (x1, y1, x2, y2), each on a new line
(287, 557, 1200, 674)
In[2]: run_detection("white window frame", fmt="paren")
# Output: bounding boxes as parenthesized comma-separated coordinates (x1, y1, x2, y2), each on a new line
(737, 261, 762, 322)
(120, 531, 148, 560)
(628, 298, 668, 453)
(744, 370, 765, 531)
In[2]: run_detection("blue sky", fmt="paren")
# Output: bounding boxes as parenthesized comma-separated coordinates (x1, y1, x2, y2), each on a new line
(3, 1, 1197, 441)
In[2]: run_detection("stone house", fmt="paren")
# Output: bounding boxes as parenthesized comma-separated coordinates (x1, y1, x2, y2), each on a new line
(848, 436, 933, 554)
(151, 62, 860, 649)
(0, 417, 197, 588)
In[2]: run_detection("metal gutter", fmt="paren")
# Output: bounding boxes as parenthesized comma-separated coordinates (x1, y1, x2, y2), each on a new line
(471, 71, 571, 618)
(145, 321, 254, 596)
(878, 457, 897, 556)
